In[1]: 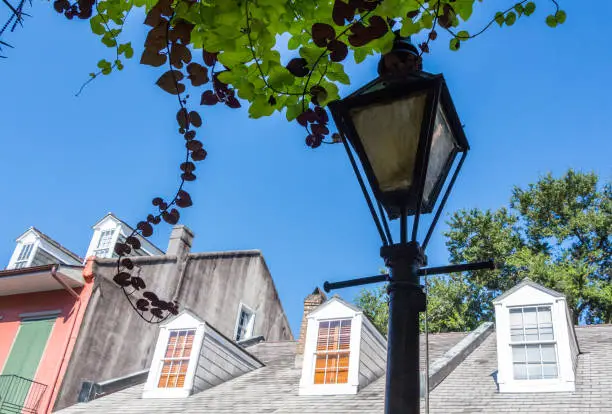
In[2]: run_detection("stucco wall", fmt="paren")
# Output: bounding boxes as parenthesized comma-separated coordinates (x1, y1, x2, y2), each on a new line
(0, 278, 94, 414)
(55, 251, 292, 410)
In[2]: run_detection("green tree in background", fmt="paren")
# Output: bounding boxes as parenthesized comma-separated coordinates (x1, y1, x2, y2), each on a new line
(355, 170, 612, 334)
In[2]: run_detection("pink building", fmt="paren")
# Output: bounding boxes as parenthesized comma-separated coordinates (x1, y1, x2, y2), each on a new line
(0, 228, 94, 414)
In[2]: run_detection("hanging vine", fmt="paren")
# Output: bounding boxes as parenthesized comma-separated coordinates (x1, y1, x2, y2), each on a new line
(40, 0, 567, 321)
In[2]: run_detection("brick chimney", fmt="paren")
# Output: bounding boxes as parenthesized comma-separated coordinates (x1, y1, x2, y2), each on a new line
(295, 287, 327, 368)
(166, 225, 194, 258)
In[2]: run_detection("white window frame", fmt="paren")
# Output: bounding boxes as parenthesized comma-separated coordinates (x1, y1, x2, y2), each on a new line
(509, 306, 559, 381)
(142, 312, 205, 399)
(299, 299, 362, 396)
(312, 319, 352, 385)
(93, 229, 116, 258)
(157, 329, 196, 389)
(233, 303, 255, 342)
(494, 287, 576, 393)
(13, 243, 34, 268)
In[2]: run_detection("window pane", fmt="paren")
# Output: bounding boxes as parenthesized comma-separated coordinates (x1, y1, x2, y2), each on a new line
(541, 344, 557, 363)
(314, 319, 352, 385)
(538, 307, 552, 323)
(523, 308, 537, 325)
(527, 364, 543, 380)
(512, 346, 526, 363)
(542, 363, 558, 379)
(317, 322, 330, 351)
(526, 345, 541, 363)
(510, 328, 524, 342)
(513, 363, 527, 380)
(525, 327, 539, 341)
(540, 324, 554, 340)
(509, 309, 523, 327)
(328, 320, 341, 350)
(337, 369, 349, 384)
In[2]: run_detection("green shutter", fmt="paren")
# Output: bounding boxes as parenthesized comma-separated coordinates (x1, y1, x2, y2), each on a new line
(0, 317, 55, 411)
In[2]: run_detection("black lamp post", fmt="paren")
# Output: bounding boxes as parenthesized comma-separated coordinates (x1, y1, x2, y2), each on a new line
(325, 35, 496, 414)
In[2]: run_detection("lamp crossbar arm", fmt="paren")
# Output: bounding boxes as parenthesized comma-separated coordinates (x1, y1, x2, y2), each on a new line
(418, 260, 497, 277)
(323, 274, 389, 293)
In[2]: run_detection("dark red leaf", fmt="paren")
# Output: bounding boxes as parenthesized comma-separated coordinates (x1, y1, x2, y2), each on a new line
(152, 197, 163, 206)
(126, 236, 142, 250)
(327, 40, 348, 62)
(147, 214, 161, 225)
(203, 50, 218, 66)
(429, 30, 437, 40)
(332, 0, 355, 26)
(180, 161, 196, 172)
(368, 15, 388, 39)
(170, 20, 194, 44)
(187, 140, 203, 151)
(114, 242, 131, 256)
(200, 90, 219, 105)
(186, 63, 209, 86)
(225, 96, 241, 108)
(184, 130, 196, 140)
(407, 9, 419, 19)
(189, 111, 202, 127)
(286, 58, 309, 77)
(169, 43, 192, 69)
(121, 258, 134, 270)
(113, 272, 132, 287)
(191, 149, 207, 161)
(143, 291, 159, 301)
(419, 42, 430, 54)
(137, 221, 154, 237)
(312, 23, 336, 47)
(314, 106, 329, 123)
(176, 108, 189, 129)
(181, 172, 196, 181)
(140, 49, 167, 67)
(162, 208, 180, 225)
(311, 123, 330, 136)
(131, 276, 146, 290)
(156, 70, 185, 95)
(176, 190, 193, 208)
(150, 308, 164, 318)
(136, 299, 149, 311)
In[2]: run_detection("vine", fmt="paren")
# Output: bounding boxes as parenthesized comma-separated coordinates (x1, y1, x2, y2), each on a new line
(37, 0, 567, 321)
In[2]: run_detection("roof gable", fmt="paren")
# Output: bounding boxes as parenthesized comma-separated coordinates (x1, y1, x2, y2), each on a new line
(493, 277, 564, 304)
(307, 295, 362, 320)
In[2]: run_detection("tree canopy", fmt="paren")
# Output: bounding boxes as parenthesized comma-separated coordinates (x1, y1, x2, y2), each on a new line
(356, 170, 612, 335)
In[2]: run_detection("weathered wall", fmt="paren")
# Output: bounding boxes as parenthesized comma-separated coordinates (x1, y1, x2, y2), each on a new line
(55, 251, 292, 410)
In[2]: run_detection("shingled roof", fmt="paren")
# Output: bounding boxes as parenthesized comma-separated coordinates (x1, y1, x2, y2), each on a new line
(55, 323, 612, 413)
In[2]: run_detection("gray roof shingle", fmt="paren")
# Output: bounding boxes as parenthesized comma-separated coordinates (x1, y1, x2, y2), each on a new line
(55, 325, 612, 413)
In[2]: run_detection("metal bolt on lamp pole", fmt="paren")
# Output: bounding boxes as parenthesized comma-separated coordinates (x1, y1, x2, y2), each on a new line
(324, 34, 497, 414)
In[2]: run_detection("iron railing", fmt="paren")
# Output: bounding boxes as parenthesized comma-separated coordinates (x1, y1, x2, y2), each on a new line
(0, 374, 47, 414)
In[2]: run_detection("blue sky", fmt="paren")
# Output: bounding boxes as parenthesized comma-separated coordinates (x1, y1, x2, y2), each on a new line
(1, 1, 610, 336)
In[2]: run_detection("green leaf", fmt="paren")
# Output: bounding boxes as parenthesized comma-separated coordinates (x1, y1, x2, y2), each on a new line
(457, 30, 469, 40)
(505, 12, 517, 26)
(287, 36, 301, 50)
(248, 95, 276, 118)
(450, 38, 460, 51)
(494, 12, 505, 27)
(299, 46, 324, 65)
(546, 14, 558, 27)
(268, 66, 294, 89)
(354, 48, 369, 64)
(456, 0, 473, 21)
(514, 3, 524, 17)
(97, 59, 111, 69)
(524, 2, 536, 16)
(217, 71, 236, 84)
(286, 102, 303, 122)
(124, 43, 134, 59)
(90, 15, 105, 35)
(327, 69, 350, 85)
(555, 10, 567, 24)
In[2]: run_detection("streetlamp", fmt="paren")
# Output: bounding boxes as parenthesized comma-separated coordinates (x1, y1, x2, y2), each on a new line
(325, 35, 496, 414)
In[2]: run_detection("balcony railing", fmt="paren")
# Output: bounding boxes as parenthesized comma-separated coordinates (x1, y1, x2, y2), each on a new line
(0, 374, 47, 414)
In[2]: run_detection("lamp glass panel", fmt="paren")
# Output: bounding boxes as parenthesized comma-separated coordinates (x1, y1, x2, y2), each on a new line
(349, 91, 428, 193)
(423, 104, 456, 204)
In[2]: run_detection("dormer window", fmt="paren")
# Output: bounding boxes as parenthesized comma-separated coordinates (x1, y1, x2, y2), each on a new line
(94, 230, 115, 257)
(493, 278, 578, 393)
(314, 319, 351, 384)
(158, 329, 195, 388)
(510, 306, 558, 380)
(299, 296, 386, 396)
(14, 243, 34, 268)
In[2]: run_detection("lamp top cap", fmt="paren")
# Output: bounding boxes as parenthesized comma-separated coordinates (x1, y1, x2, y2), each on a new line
(377, 32, 423, 77)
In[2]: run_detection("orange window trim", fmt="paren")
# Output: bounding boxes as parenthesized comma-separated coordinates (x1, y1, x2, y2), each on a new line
(314, 319, 351, 385)
(158, 329, 195, 388)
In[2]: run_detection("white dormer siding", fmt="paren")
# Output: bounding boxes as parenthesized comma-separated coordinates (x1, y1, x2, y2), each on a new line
(299, 296, 386, 396)
(493, 279, 578, 393)
(143, 310, 263, 399)
(85, 213, 164, 259)
(7, 228, 81, 270)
